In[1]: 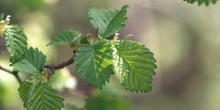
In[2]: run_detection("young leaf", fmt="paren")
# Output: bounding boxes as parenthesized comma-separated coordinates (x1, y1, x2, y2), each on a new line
(18, 80, 35, 107)
(12, 47, 46, 75)
(5, 25, 28, 63)
(27, 81, 64, 110)
(47, 30, 81, 46)
(113, 40, 157, 92)
(88, 5, 128, 38)
(74, 40, 114, 88)
(183, 0, 218, 5)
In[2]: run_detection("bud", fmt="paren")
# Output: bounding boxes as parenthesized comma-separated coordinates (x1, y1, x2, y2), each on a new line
(0, 15, 11, 35)
(86, 33, 99, 45)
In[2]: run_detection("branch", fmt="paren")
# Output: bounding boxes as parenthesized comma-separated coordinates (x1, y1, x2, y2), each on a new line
(0, 65, 22, 84)
(44, 56, 74, 74)
(0, 55, 74, 84)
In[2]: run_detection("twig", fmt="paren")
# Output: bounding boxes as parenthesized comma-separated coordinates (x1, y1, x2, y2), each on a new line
(0, 66, 22, 84)
(12, 71, 22, 84)
(44, 56, 74, 74)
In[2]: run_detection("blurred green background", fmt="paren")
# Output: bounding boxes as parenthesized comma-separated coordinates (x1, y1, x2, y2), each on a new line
(1, 0, 220, 110)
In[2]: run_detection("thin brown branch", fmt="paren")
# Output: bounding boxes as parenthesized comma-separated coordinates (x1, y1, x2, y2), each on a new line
(12, 71, 22, 84)
(0, 65, 22, 84)
(44, 56, 74, 74)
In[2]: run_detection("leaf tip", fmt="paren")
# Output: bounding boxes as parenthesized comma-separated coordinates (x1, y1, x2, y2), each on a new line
(122, 5, 129, 10)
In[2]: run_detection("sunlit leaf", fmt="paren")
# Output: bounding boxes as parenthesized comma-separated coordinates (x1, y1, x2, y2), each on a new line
(12, 47, 46, 75)
(183, 0, 218, 5)
(113, 40, 157, 92)
(47, 30, 81, 46)
(5, 25, 27, 63)
(75, 40, 113, 88)
(88, 5, 128, 38)
(27, 81, 64, 110)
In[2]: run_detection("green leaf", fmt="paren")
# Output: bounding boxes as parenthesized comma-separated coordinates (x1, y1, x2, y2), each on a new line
(74, 40, 114, 88)
(88, 5, 128, 38)
(183, 0, 218, 5)
(47, 30, 81, 46)
(85, 95, 133, 110)
(27, 81, 64, 110)
(5, 25, 28, 63)
(18, 80, 35, 107)
(113, 40, 157, 92)
(19, 80, 64, 110)
(12, 47, 46, 75)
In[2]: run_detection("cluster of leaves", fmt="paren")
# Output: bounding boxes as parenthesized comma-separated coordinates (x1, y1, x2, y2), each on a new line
(0, 5, 157, 110)
(48, 5, 157, 92)
(1, 14, 64, 110)
(183, 0, 219, 5)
